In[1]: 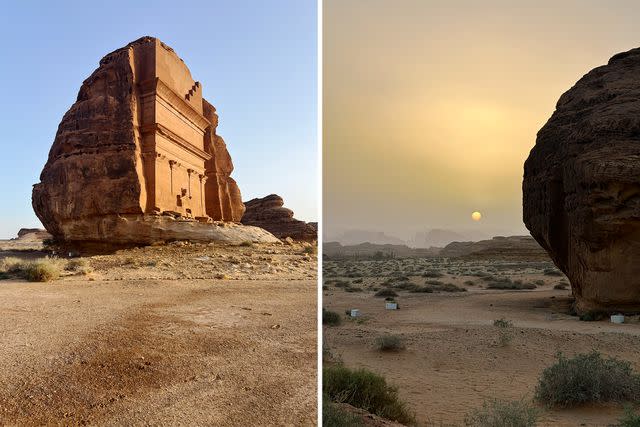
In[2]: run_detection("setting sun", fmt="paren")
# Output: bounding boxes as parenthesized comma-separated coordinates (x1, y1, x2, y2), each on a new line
(471, 211, 482, 221)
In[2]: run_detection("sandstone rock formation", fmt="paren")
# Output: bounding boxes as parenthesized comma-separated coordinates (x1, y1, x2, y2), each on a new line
(439, 236, 549, 261)
(16, 228, 51, 240)
(523, 47, 640, 313)
(241, 194, 317, 241)
(32, 37, 272, 244)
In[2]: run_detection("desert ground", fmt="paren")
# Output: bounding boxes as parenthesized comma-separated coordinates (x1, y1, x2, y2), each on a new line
(323, 256, 640, 426)
(0, 238, 317, 425)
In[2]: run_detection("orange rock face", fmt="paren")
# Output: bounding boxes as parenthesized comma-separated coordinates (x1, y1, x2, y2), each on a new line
(33, 37, 246, 243)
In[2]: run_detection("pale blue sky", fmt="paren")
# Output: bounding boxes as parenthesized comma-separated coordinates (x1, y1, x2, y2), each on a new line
(0, 0, 317, 239)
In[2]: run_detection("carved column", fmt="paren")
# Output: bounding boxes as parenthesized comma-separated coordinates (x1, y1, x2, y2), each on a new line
(199, 174, 207, 216)
(168, 160, 177, 195)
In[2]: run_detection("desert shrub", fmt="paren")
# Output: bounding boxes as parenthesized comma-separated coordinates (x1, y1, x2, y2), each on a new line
(493, 318, 513, 328)
(536, 351, 640, 407)
(464, 398, 539, 427)
(323, 308, 342, 326)
(409, 285, 433, 293)
(486, 279, 536, 290)
(323, 399, 363, 427)
(464, 280, 476, 286)
(323, 365, 415, 425)
(65, 258, 93, 275)
(302, 245, 316, 254)
(437, 283, 466, 292)
(534, 279, 545, 286)
(395, 282, 421, 291)
(619, 406, 640, 427)
(65, 258, 89, 271)
(543, 268, 562, 276)
(22, 259, 62, 282)
(579, 311, 606, 322)
(239, 241, 254, 247)
(344, 286, 363, 293)
(375, 335, 405, 351)
(422, 270, 443, 278)
(493, 318, 514, 346)
(553, 283, 568, 290)
(420, 281, 466, 292)
(333, 280, 351, 288)
(375, 289, 398, 298)
(352, 278, 363, 284)
(0, 257, 24, 273)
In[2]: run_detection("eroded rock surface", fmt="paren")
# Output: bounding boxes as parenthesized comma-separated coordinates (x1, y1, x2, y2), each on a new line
(32, 37, 258, 244)
(241, 194, 317, 241)
(523, 47, 640, 313)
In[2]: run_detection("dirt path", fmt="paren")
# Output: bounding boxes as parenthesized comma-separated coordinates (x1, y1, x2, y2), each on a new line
(324, 288, 640, 426)
(0, 242, 317, 426)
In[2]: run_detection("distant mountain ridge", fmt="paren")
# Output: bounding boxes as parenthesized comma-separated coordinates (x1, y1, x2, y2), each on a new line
(323, 235, 549, 261)
(408, 228, 489, 248)
(328, 230, 405, 246)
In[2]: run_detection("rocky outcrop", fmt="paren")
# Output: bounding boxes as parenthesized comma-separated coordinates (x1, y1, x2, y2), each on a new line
(17, 228, 51, 240)
(523, 47, 640, 314)
(241, 194, 317, 241)
(439, 236, 550, 261)
(32, 37, 259, 245)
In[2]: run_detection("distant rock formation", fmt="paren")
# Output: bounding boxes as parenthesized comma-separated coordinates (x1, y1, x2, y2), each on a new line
(31, 37, 276, 245)
(323, 241, 439, 258)
(328, 230, 405, 246)
(524, 47, 640, 313)
(241, 194, 316, 241)
(16, 228, 51, 240)
(409, 229, 489, 248)
(440, 236, 549, 260)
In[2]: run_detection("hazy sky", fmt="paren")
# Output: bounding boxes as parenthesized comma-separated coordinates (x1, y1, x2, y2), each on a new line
(324, 0, 640, 239)
(0, 0, 316, 239)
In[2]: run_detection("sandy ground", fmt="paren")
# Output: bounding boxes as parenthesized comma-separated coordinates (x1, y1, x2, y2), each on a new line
(0, 241, 317, 426)
(323, 258, 640, 426)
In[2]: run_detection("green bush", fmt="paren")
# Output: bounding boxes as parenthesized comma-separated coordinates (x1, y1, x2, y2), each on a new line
(536, 352, 640, 407)
(323, 399, 362, 427)
(619, 406, 640, 427)
(375, 335, 405, 352)
(464, 398, 539, 427)
(486, 279, 536, 290)
(323, 365, 415, 425)
(375, 289, 398, 298)
(323, 308, 342, 326)
(420, 281, 466, 292)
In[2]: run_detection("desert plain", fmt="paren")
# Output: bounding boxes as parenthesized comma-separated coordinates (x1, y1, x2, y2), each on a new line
(323, 245, 640, 426)
(0, 233, 317, 425)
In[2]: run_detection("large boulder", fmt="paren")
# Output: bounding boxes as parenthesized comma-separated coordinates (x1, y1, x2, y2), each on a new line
(241, 194, 317, 241)
(523, 47, 640, 314)
(32, 37, 265, 245)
